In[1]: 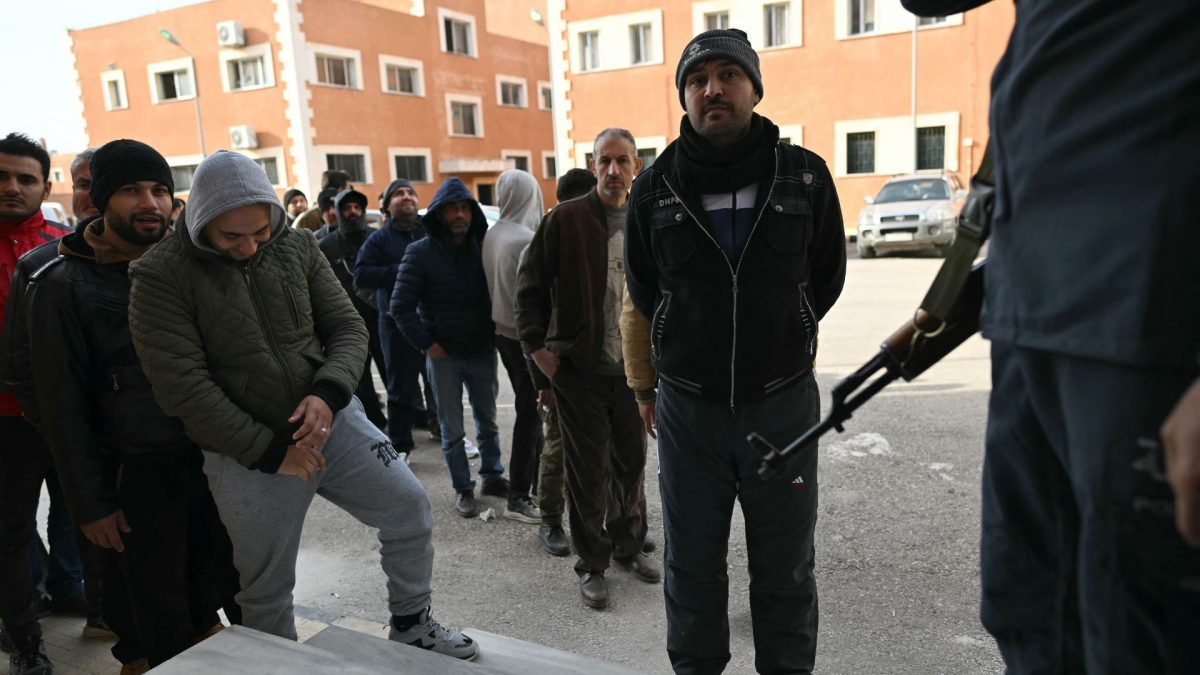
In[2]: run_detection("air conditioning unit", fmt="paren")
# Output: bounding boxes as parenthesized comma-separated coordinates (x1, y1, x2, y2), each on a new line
(217, 20, 245, 47)
(229, 125, 258, 150)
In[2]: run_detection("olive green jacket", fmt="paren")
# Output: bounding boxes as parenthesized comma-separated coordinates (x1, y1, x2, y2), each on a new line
(128, 222, 367, 471)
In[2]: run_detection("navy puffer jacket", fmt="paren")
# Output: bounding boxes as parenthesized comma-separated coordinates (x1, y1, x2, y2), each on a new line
(389, 178, 494, 355)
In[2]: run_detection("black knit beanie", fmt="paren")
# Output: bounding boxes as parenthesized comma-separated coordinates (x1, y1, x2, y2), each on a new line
(89, 139, 174, 214)
(317, 187, 339, 211)
(675, 28, 763, 109)
(282, 188, 306, 207)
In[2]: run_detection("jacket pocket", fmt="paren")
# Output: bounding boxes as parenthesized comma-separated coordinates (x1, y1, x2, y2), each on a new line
(651, 208, 695, 266)
(651, 290, 672, 362)
(797, 282, 817, 361)
(766, 196, 812, 255)
(281, 280, 301, 329)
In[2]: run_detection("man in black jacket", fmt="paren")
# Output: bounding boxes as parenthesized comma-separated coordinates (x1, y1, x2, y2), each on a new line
(625, 30, 846, 674)
(25, 140, 240, 670)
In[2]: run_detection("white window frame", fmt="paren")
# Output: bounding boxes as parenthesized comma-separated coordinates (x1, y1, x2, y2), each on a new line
(762, 2, 793, 49)
(164, 154, 205, 194)
(690, 2, 802, 50)
(834, 112, 959, 177)
(218, 43, 276, 93)
(238, 147, 287, 188)
(777, 123, 804, 147)
(501, 149, 533, 173)
(495, 75, 527, 108)
(378, 54, 425, 96)
(317, 145, 373, 185)
(100, 70, 128, 111)
(308, 43, 363, 90)
(541, 150, 556, 180)
(445, 93, 484, 138)
(387, 146, 433, 184)
(438, 7, 478, 58)
(51, 168, 65, 184)
(703, 10, 731, 31)
(629, 22, 652, 65)
(578, 30, 599, 72)
(146, 57, 196, 104)
(537, 81, 553, 111)
(569, 9, 664, 74)
(837, 1, 962, 40)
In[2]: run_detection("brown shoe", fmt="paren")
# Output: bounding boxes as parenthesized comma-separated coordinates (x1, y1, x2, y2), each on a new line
(580, 572, 609, 609)
(616, 553, 662, 584)
(120, 658, 151, 675)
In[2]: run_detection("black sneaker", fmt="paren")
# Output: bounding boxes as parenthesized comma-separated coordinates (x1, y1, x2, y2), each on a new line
(455, 490, 478, 518)
(503, 496, 540, 524)
(480, 476, 509, 497)
(539, 524, 570, 557)
(9, 636, 52, 675)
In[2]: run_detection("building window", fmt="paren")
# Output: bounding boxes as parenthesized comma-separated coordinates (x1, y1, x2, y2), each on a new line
(448, 96, 482, 137)
(378, 55, 423, 96)
(849, 0, 876, 35)
(704, 11, 730, 30)
(439, 8, 477, 57)
(386, 65, 416, 94)
(148, 58, 196, 103)
(538, 83, 553, 111)
(543, 153, 557, 180)
(764, 3, 790, 47)
(227, 56, 266, 91)
(630, 23, 652, 65)
(579, 31, 599, 71)
(51, 168, 65, 184)
(326, 154, 367, 183)
(315, 53, 356, 88)
(252, 157, 280, 185)
(637, 148, 657, 173)
(505, 154, 530, 172)
(393, 155, 428, 183)
(101, 70, 128, 111)
(497, 77, 526, 107)
(847, 132, 875, 174)
(171, 164, 199, 191)
(919, 15, 948, 26)
(917, 126, 946, 170)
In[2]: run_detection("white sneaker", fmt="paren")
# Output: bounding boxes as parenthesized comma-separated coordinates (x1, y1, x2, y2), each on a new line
(388, 608, 479, 661)
(464, 440, 480, 459)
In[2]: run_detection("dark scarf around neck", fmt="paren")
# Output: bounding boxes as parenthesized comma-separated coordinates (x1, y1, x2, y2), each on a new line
(675, 113, 779, 194)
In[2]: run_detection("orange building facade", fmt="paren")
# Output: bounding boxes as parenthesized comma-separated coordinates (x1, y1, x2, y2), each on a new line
(68, 0, 557, 208)
(545, 0, 1015, 233)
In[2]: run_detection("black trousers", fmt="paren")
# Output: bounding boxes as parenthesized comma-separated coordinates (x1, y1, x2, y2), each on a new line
(657, 375, 820, 675)
(496, 335, 544, 499)
(551, 359, 648, 574)
(982, 344, 1200, 673)
(105, 452, 241, 667)
(380, 316, 426, 452)
(0, 416, 51, 644)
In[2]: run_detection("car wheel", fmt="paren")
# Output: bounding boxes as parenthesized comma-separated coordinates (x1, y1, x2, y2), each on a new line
(859, 244, 877, 259)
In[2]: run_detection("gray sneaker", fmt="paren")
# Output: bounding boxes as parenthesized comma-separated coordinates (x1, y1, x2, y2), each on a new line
(455, 490, 478, 518)
(389, 608, 479, 661)
(503, 496, 541, 524)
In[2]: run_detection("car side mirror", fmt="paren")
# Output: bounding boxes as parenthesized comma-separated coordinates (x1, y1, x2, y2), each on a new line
(863, 196, 875, 205)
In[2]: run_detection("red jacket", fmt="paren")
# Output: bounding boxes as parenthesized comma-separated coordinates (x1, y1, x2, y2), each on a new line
(1, 212, 71, 416)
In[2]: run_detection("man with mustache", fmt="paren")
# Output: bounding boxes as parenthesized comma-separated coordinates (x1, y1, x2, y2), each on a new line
(515, 129, 660, 609)
(625, 29, 846, 673)
(26, 139, 241, 673)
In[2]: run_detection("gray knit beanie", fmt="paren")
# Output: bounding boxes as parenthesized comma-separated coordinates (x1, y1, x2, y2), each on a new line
(675, 28, 763, 109)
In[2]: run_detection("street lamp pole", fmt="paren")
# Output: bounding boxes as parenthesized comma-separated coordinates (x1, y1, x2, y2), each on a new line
(159, 28, 207, 157)
(911, 15, 919, 172)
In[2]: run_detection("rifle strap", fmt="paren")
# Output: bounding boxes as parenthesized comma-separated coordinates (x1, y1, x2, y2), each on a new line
(918, 144, 994, 323)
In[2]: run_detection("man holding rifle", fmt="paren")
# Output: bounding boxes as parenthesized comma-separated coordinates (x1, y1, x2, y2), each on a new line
(899, 2, 1199, 672)
(625, 29, 846, 674)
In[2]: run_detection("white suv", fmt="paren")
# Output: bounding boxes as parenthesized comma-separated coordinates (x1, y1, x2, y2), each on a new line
(856, 174, 967, 258)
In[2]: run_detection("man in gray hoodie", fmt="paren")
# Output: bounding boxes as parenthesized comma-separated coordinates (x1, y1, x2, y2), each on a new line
(127, 151, 478, 660)
(482, 170, 544, 527)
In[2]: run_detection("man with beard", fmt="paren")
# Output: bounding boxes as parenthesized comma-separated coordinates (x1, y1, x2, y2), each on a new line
(355, 179, 439, 459)
(313, 187, 341, 241)
(283, 189, 307, 227)
(625, 30, 846, 673)
(515, 129, 660, 610)
(26, 139, 241, 672)
(0, 132, 75, 675)
(294, 170, 350, 232)
(319, 188, 387, 434)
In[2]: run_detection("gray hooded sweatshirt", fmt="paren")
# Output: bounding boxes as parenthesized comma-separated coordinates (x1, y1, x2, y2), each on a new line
(482, 170, 544, 339)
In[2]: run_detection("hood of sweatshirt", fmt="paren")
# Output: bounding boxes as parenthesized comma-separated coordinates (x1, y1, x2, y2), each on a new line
(184, 150, 287, 256)
(496, 169, 543, 233)
(333, 188, 369, 234)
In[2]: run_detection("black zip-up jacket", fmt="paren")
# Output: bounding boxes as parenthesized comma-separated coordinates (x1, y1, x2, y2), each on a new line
(625, 136, 846, 407)
(25, 222, 195, 524)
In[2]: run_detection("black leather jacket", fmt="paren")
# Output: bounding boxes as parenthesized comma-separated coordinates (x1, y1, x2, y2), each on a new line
(626, 137, 847, 407)
(26, 222, 194, 524)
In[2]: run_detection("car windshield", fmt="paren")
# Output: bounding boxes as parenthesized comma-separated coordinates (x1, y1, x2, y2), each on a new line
(874, 179, 950, 204)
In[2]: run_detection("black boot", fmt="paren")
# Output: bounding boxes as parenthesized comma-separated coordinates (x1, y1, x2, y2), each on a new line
(9, 634, 53, 675)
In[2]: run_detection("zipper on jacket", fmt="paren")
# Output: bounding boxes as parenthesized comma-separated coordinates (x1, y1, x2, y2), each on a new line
(241, 265, 301, 405)
(111, 373, 120, 391)
(662, 146, 779, 411)
(799, 281, 817, 361)
(282, 281, 301, 328)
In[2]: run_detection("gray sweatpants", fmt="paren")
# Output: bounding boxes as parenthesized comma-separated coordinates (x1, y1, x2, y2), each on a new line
(201, 397, 434, 640)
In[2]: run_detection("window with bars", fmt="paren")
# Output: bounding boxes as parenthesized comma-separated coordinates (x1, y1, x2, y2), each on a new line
(444, 18, 472, 55)
(252, 157, 279, 185)
(385, 65, 417, 94)
(393, 155, 428, 183)
(579, 31, 599, 71)
(228, 56, 266, 91)
(326, 154, 366, 183)
(505, 155, 530, 172)
(451, 101, 479, 136)
(500, 81, 525, 107)
(849, 0, 875, 35)
(917, 126, 945, 170)
(155, 69, 193, 101)
(630, 23, 652, 65)
(704, 11, 730, 31)
(316, 54, 355, 87)
(846, 132, 875, 174)
(171, 165, 198, 191)
(764, 3, 790, 47)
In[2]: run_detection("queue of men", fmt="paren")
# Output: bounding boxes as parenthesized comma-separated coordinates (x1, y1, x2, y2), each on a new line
(3, 9, 1198, 675)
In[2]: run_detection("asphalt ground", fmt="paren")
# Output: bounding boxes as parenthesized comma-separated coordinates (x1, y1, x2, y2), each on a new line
(285, 246, 1004, 674)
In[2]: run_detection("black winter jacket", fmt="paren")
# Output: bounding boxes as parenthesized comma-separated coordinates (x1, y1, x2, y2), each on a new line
(26, 222, 195, 524)
(626, 136, 846, 407)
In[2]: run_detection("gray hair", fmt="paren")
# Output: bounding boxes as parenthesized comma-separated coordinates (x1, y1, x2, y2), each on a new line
(70, 147, 98, 177)
(592, 128, 637, 157)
